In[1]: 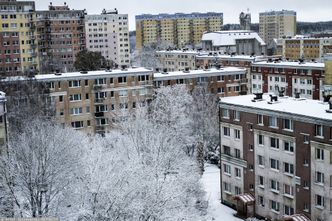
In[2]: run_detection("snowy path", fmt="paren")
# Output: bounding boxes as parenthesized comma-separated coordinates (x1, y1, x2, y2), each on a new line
(201, 164, 243, 221)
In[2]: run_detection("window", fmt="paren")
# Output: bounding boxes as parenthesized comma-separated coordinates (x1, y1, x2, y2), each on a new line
(235, 168, 241, 178)
(284, 141, 294, 152)
(258, 195, 264, 207)
(70, 107, 82, 115)
(270, 137, 279, 149)
(258, 155, 264, 166)
(270, 200, 280, 211)
(284, 162, 294, 175)
(96, 118, 108, 126)
(119, 103, 128, 109)
(118, 76, 127, 83)
(222, 109, 229, 118)
(69, 80, 80, 88)
(315, 124, 324, 137)
(223, 164, 231, 175)
(223, 127, 230, 137)
(235, 149, 240, 158)
(284, 205, 294, 215)
(283, 119, 293, 130)
(138, 75, 149, 82)
(71, 121, 83, 128)
(95, 78, 106, 85)
(315, 194, 325, 207)
(234, 129, 240, 139)
(270, 180, 280, 192)
(303, 134, 309, 144)
(258, 176, 264, 186)
(269, 116, 278, 127)
(315, 171, 324, 184)
(235, 186, 241, 195)
(118, 90, 128, 97)
(223, 145, 231, 156)
(95, 105, 108, 112)
(223, 182, 231, 192)
(270, 158, 279, 170)
(69, 94, 82, 101)
(257, 114, 263, 125)
(258, 134, 264, 145)
(59, 95, 63, 102)
(234, 110, 240, 121)
(315, 148, 324, 160)
(95, 92, 107, 99)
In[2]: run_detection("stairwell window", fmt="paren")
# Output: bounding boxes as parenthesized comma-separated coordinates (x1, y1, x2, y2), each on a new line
(222, 109, 229, 119)
(69, 80, 80, 88)
(283, 119, 293, 131)
(269, 116, 278, 128)
(315, 124, 324, 137)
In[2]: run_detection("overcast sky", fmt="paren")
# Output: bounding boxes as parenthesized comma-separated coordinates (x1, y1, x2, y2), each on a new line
(34, 0, 332, 31)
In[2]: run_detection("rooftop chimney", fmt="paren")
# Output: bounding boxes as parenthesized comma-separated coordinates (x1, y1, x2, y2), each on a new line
(268, 94, 278, 104)
(252, 93, 264, 102)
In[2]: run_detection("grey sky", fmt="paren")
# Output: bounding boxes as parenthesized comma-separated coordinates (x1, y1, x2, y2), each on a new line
(34, 0, 332, 30)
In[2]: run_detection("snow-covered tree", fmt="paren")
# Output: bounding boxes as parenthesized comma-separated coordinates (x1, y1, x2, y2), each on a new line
(191, 86, 219, 165)
(76, 96, 206, 220)
(0, 118, 86, 218)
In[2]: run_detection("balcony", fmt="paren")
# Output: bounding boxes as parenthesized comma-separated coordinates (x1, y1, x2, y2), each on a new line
(95, 112, 104, 118)
(220, 153, 247, 168)
(94, 98, 105, 104)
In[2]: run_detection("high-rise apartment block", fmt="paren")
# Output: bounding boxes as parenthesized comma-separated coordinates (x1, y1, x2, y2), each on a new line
(85, 9, 130, 67)
(259, 10, 296, 44)
(219, 93, 332, 221)
(135, 12, 223, 50)
(36, 3, 86, 73)
(0, 0, 39, 76)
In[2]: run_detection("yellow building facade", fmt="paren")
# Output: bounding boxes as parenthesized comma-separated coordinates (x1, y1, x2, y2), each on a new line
(135, 12, 223, 51)
(0, 0, 39, 76)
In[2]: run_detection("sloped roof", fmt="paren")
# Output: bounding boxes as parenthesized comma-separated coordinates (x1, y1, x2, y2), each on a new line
(202, 31, 266, 46)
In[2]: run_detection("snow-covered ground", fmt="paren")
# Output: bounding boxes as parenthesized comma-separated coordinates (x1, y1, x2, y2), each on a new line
(201, 163, 243, 221)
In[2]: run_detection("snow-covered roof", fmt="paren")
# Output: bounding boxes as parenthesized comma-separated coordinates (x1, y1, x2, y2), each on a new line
(220, 94, 332, 123)
(3, 68, 153, 82)
(154, 67, 246, 80)
(202, 31, 266, 46)
(252, 61, 324, 69)
(156, 50, 202, 55)
(196, 54, 259, 62)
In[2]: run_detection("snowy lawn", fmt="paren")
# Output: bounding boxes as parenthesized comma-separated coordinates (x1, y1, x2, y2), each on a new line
(201, 163, 243, 221)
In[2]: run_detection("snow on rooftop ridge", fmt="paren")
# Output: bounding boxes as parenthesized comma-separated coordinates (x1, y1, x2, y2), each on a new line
(1, 68, 153, 82)
(154, 67, 246, 79)
(252, 60, 324, 68)
(220, 94, 332, 122)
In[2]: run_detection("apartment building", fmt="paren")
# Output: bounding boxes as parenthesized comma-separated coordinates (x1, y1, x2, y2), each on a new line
(36, 3, 86, 73)
(251, 60, 325, 100)
(219, 93, 332, 221)
(135, 12, 223, 50)
(0, 0, 39, 76)
(154, 67, 248, 97)
(201, 31, 266, 55)
(155, 49, 199, 72)
(85, 9, 130, 67)
(2, 68, 153, 136)
(259, 10, 296, 44)
(0, 219, 59, 221)
(280, 36, 332, 61)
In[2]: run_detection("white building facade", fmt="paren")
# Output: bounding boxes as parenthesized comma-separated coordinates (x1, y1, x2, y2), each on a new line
(85, 9, 130, 67)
